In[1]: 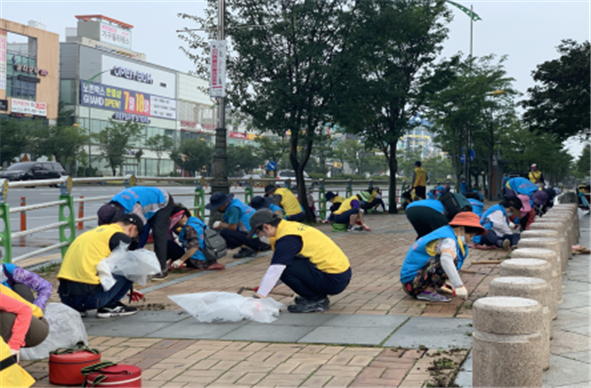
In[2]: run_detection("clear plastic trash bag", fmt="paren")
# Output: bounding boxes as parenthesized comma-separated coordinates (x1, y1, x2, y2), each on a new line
(97, 244, 161, 290)
(20, 303, 88, 361)
(169, 292, 286, 323)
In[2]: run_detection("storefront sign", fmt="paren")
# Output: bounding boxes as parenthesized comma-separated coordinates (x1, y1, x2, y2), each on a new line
(11, 98, 47, 116)
(229, 131, 249, 140)
(80, 80, 176, 120)
(112, 112, 151, 124)
(100, 22, 131, 50)
(111, 66, 153, 84)
(181, 120, 197, 128)
(210, 40, 226, 98)
(0, 99, 7, 111)
(94, 44, 137, 59)
(14, 64, 48, 76)
(17, 74, 40, 83)
(0, 29, 6, 90)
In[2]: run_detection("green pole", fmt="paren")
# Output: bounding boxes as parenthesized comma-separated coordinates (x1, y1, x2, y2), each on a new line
(346, 179, 352, 198)
(318, 179, 326, 220)
(194, 177, 206, 221)
(245, 177, 254, 204)
(58, 177, 75, 258)
(0, 180, 11, 263)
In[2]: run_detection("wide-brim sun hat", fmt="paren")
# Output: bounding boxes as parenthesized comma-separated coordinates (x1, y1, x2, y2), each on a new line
(205, 192, 234, 210)
(264, 184, 277, 197)
(358, 191, 371, 202)
(169, 210, 185, 231)
(249, 196, 273, 210)
(448, 212, 486, 236)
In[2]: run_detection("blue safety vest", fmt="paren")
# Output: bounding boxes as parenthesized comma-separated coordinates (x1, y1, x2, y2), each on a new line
(406, 199, 445, 214)
(469, 199, 484, 218)
(178, 216, 207, 261)
(480, 203, 507, 231)
(0, 263, 17, 288)
(506, 178, 539, 197)
(224, 199, 255, 232)
(111, 187, 168, 221)
(400, 225, 468, 284)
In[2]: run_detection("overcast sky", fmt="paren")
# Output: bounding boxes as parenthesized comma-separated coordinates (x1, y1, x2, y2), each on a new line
(1, 0, 589, 157)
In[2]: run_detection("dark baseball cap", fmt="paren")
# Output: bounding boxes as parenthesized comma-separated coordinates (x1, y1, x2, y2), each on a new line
(117, 213, 144, 232)
(247, 208, 279, 238)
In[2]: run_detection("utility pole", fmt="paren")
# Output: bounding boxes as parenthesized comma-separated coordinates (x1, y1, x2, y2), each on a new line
(464, 4, 474, 188)
(211, 0, 229, 196)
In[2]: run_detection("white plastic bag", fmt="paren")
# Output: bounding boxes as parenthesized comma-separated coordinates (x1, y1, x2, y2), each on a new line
(169, 292, 286, 323)
(98, 244, 161, 290)
(20, 303, 88, 361)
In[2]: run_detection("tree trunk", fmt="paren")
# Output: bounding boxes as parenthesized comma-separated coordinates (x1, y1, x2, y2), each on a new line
(290, 137, 315, 223)
(388, 143, 398, 214)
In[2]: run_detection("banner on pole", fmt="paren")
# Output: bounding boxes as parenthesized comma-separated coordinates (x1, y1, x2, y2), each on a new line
(210, 40, 227, 98)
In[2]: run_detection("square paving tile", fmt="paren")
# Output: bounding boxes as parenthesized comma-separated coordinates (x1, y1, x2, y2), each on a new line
(561, 351, 590, 364)
(383, 317, 473, 349)
(266, 313, 337, 326)
(559, 292, 590, 309)
(563, 325, 590, 337)
(86, 321, 172, 337)
(116, 311, 191, 323)
(146, 319, 248, 339)
(322, 314, 409, 328)
(543, 354, 591, 387)
(220, 324, 316, 342)
(298, 326, 395, 346)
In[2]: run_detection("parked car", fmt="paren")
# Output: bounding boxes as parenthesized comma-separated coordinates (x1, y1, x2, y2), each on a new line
(275, 170, 313, 190)
(0, 162, 65, 182)
(237, 173, 262, 187)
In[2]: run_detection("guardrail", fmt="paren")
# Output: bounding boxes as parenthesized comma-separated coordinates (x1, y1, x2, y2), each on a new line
(0, 175, 399, 264)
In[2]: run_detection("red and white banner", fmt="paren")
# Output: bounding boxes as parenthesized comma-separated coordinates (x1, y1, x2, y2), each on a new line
(210, 40, 226, 98)
(11, 98, 47, 116)
(229, 131, 248, 140)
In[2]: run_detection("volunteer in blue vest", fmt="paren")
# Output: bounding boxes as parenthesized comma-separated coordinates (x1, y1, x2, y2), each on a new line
(1, 263, 52, 309)
(249, 209, 351, 313)
(459, 177, 467, 195)
(331, 191, 372, 232)
(249, 195, 285, 219)
(57, 214, 143, 318)
(471, 197, 522, 250)
(464, 192, 484, 217)
(400, 212, 486, 302)
(264, 185, 305, 222)
(411, 161, 428, 199)
(167, 206, 225, 271)
(405, 199, 449, 239)
(206, 192, 269, 259)
(505, 177, 547, 216)
(97, 186, 174, 279)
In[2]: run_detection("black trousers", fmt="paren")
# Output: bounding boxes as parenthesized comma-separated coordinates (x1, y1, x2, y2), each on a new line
(406, 206, 449, 239)
(219, 229, 268, 251)
(149, 196, 175, 270)
(281, 259, 352, 301)
(415, 186, 427, 200)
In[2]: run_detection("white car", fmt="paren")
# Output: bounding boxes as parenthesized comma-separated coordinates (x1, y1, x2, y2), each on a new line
(275, 170, 313, 190)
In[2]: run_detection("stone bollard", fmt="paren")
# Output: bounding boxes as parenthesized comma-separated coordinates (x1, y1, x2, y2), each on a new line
(473, 297, 544, 388)
(489, 277, 552, 370)
(547, 209, 579, 243)
(518, 238, 563, 286)
(521, 230, 569, 272)
(551, 203, 579, 235)
(511, 247, 562, 304)
(536, 214, 576, 247)
(500, 259, 556, 319)
(530, 222, 572, 263)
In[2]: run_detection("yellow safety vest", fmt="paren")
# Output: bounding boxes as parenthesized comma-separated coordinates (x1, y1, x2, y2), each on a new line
(333, 196, 358, 215)
(0, 338, 35, 388)
(333, 195, 345, 204)
(58, 224, 124, 285)
(0, 285, 43, 319)
(270, 220, 350, 274)
(413, 167, 427, 187)
(369, 190, 377, 202)
(529, 170, 543, 184)
(275, 188, 303, 216)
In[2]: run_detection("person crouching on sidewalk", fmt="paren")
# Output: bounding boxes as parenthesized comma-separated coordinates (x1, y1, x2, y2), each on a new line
(250, 209, 351, 313)
(400, 212, 486, 303)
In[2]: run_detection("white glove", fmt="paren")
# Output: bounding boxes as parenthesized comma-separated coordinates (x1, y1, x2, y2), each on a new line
(509, 222, 516, 229)
(10, 348, 20, 364)
(171, 259, 184, 269)
(455, 285, 468, 300)
(213, 221, 222, 229)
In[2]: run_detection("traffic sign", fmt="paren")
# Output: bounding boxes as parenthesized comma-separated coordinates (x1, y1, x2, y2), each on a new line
(267, 161, 277, 171)
(460, 149, 475, 163)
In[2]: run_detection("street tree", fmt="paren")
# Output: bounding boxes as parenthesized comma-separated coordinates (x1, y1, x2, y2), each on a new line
(134, 149, 144, 176)
(331, 0, 452, 212)
(226, 145, 263, 175)
(255, 135, 289, 172)
(179, 0, 356, 221)
(575, 146, 590, 180)
(96, 119, 145, 176)
(170, 139, 214, 177)
(145, 134, 174, 176)
(521, 40, 590, 141)
(0, 117, 31, 166)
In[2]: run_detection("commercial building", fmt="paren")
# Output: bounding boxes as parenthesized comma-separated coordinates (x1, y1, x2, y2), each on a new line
(0, 19, 60, 123)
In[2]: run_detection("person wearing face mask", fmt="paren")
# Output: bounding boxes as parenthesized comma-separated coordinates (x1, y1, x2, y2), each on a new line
(57, 214, 143, 318)
(332, 191, 372, 232)
(400, 212, 486, 302)
(471, 197, 523, 250)
(249, 209, 351, 313)
(167, 206, 225, 271)
(206, 192, 269, 259)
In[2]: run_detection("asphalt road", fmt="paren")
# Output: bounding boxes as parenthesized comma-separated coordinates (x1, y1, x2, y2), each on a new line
(4, 182, 397, 262)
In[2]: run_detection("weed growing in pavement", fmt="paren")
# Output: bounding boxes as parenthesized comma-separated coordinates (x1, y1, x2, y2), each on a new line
(465, 331, 472, 337)
(35, 262, 60, 276)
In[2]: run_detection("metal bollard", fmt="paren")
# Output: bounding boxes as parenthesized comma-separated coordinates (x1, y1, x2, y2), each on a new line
(20, 197, 26, 231)
(77, 196, 84, 230)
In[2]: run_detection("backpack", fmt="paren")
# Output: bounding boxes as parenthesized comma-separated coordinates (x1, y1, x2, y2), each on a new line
(439, 192, 473, 220)
(203, 228, 227, 261)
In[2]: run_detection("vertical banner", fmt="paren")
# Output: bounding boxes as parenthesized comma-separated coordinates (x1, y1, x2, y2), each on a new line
(0, 29, 7, 90)
(210, 40, 226, 98)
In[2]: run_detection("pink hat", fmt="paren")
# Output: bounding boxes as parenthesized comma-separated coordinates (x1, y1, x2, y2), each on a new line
(518, 194, 531, 213)
(169, 210, 185, 231)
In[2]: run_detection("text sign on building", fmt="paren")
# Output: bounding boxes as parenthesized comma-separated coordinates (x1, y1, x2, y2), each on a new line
(0, 29, 6, 90)
(100, 22, 132, 50)
(11, 98, 47, 116)
(111, 66, 153, 84)
(80, 80, 176, 120)
(210, 40, 226, 98)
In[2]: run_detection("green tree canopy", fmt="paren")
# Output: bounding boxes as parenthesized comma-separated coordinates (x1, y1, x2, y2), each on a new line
(145, 134, 174, 176)
(96, 119, 145, 176)
(171, 139, 214, 177)
(0, 117, 32, 166)
(575, 146, 590, 180)
(521, 40, 590, 141)
(226, 145, 264, 176)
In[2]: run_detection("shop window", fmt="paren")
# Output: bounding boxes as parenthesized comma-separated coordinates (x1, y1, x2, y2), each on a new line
(60, 80, 76, 104)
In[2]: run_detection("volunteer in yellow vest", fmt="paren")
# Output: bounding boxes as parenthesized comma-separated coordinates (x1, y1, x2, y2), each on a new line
(325, 191, 345, 222)
(0, 336, 35, 387)
(360, 187, 387, 213)
(249, 209, 351, 313)
(332, 191, 372, 231)
(0, 285, 49, 353)
(412, 161, 428, 199)
(528, 163, 545, 187)
(57, 214, 143, 319)
(264, 185, 305, 222)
